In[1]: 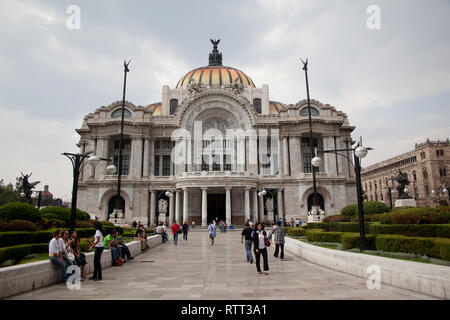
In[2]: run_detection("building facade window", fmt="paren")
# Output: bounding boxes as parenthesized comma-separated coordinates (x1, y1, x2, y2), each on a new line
(169, 99, 178, 115)
(113, 155, 129, 175)
(111, 108, 131, 119)
(302, 137, 319, 173)
(253, 98, 261, 114)
(154, 155, 160, 176)
(114, 139, 131, 150)
(440, 167, 447, 177)
(300, 106, 319, 117)
(162, 155, 171, 176)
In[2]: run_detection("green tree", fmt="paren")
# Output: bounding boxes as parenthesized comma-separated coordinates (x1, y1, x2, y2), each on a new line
(0, 179, 22, 206)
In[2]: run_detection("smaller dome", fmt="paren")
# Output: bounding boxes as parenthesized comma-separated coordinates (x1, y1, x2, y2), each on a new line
(176, 66, 255, 89)
(147, 102, 162, 116)
(269, 101, 287, 115)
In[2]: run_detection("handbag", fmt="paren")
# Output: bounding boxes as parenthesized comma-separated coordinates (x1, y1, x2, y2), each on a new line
(177, 227, 182, 234)
(264, 238, 271, 247)
(65, 249, 75, 261)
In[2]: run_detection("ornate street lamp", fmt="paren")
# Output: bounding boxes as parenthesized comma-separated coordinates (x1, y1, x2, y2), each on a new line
(62, 151, 114, 232)
(312, 137, 373, 251)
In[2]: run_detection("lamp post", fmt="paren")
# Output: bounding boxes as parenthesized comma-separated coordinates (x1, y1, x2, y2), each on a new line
(301, 58, 319, 209)
(312, 137, 373, 251)
(62, 151, 114, 232)
(116, 59, 132, 215)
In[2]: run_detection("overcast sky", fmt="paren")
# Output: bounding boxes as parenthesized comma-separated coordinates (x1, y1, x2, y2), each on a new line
(0, 0, 449, 200)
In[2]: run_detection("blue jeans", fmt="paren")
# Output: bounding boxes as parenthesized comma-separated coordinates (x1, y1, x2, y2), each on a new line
(119, 243, 131, 258)
(245, 240, 253, 261)
(106, 246, 121, 262)
(161, 233, 168, 243)
(173, 233, 178, 245)
(49, 256, 68, 283)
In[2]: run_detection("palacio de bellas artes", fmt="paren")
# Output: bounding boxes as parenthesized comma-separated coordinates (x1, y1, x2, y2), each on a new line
(76, 40, 357, 228)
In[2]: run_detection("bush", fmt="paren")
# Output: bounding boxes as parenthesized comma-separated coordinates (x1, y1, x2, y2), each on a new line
(322, 215, 350, 222)
(40, 207, 90, 223)
(435, 239, 450, 260)
(306, 230, 344, 243)
(75, 220, 94, 228)
(101, 220, 115, 227)
(286, 228, 306, 236)
(306, 222, 328, 230)
(368, 224, 450, 238)
(379, 207, 450, 224)
(341, 233, 377, 250)
(0, 243, 48, 264)
(0, 202, 40, 223)
(341, 204, 358, 216)
(40, 218, 65, 229)
(375, 234, 441, 258)
(0, 220, 37, 232)
(364, 201, 389, 214)
(350, 214, 384, 222)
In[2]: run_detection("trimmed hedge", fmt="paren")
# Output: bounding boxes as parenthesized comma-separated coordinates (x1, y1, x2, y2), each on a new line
(375, 234, 441, 258)
(368, 223, 450, 238)
(0, 220, 37, 232)
(0, 243, 48, 264)
(306, 222, 328, 230)
(341, 204, 358, 216)
(286, 228, 306, 236)
(40, 207, 90, 223)
(306, 230, 344, 243)
(379, 207, 450, 224)
(435, 239, 450, 260)
(322, 215, 350, 222)
(341, 233, 377, 250)
(341, 201, 389, 217)
(0, 202, 40, 223)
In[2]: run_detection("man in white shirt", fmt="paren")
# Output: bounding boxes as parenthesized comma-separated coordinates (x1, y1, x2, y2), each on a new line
(49, 230, 68, 283)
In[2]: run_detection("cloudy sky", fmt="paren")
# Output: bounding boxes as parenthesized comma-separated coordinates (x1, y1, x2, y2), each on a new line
(0, 0, 449, 200)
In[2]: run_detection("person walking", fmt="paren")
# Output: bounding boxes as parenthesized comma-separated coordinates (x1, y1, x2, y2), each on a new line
(241, 222, 254, 263)
(208, 220, 216, 245)
(182, 221, 189, 241)
(88, 221, 104, 281)
(252, 222, 269, 275)
(273, 221, 286, 259)
(171, 221, 180, 245)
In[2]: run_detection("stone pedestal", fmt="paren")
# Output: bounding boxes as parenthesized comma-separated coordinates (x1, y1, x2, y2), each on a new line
(395, 198, 417, 208)
(158, 214, 167, 225)
(307, 206, 325, 223)
(109, 209, 126, 226)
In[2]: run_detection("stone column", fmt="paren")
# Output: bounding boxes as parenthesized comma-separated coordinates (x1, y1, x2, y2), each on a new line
(252, 190, 258, 222)
(225, 187, 232, 225)
(131, 137, 143, 178)
(183, 188, 189, 223)
(87, 140, 95, 179)
(277, 136, 282, 176)
(169, 191, 175, 225)
(248, 136, 258, 174)
(238, 137, 246, 172)
(94, 137, 108, 180)
(283, 137, 290, 176)
(244, 187, 251, 222)
(149, 139, 155, 176)
(175, 189, 182, 224)
(323, 136, 337, 177)
(202, 187, 208, 226)
(150, 190, 156, 226)
(143, 138, 150, 177)
(258, 193, 265, 222)
(277, 189, 284, 222)
(289, 136, 300, 174)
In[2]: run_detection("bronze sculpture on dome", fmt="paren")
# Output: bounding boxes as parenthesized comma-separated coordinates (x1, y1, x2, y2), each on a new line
(209, 39, 222, 66)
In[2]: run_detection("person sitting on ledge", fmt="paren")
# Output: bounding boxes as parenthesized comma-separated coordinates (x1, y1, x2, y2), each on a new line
(116, 229, 134, 260)
(135, 225, 149, 251)
(49, 230, 69, 284)
(70, 230, 87, 280)
(104, 229, 123, 265)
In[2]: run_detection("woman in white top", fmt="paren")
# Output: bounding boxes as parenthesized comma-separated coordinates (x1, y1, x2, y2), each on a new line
(252, 223, 269, 275)
(88, 221, 104, 281)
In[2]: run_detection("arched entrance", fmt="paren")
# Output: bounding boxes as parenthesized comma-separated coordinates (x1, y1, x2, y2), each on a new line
(108, 196, 125, 220)
(307, 193, 324, 212)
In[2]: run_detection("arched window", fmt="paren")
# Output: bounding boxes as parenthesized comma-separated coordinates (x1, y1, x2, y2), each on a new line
(300, 106, 319, 117)
(423, 168, 428, 179)
(253, 98, 262, 114)
(413, 170, 417, 181)
(440, 167, 447, 177)
(169, 99, 178, 114)
(111, 108, 131, 118)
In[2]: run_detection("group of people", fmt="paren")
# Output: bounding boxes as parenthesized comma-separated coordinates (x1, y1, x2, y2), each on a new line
(155, 221, 190, 245)
(240, 219, 286, 275)
(49, 221, 137, 283)
(287, 217, 302, 227)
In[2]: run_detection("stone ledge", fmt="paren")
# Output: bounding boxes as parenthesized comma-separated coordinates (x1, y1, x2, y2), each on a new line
(0, 235, 162, 300)
(285, 237, 450, 299)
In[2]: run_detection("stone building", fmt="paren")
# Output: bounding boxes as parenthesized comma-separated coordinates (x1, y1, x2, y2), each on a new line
(361, 139, 450, 207)
(75, 41, 357, 226)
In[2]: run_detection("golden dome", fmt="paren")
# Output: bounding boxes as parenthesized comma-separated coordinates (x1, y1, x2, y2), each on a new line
(176, 39, 255, 89)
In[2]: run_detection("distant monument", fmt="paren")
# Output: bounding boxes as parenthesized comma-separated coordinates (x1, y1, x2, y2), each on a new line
(394, 169, 417, 208)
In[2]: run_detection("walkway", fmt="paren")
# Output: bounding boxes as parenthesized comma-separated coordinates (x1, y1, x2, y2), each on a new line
(10, 231, 435, 299)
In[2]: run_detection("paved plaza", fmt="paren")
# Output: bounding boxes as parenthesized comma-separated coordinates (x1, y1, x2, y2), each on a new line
(10, 231, 435, 300)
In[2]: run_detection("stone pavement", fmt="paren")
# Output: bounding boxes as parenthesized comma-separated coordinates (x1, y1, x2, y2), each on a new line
(9, 231, 435, 300)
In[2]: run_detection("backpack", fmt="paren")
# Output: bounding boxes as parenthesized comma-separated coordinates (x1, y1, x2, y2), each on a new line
(113, 257, 123, 266)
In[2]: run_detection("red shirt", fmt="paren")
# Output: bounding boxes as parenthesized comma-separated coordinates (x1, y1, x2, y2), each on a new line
(171, 224, 179, 235)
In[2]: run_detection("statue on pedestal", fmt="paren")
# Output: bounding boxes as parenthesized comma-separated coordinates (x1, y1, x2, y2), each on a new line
(394, 169, 411, 199)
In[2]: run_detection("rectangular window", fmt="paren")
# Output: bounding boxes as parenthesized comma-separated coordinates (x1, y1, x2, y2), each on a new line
(212, 154, 220, 171)
(223, 155, 231, 171)
(113, 155, 129, 175)
(114, 139, 131, 150)
(303, 153, 312, 173)
(162, 155, 171, 176)
(154, 155, 160, 176)
(202, 155, 209, 171)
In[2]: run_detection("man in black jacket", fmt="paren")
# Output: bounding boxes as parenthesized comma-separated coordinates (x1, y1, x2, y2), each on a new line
(241, 222, 254, 263)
